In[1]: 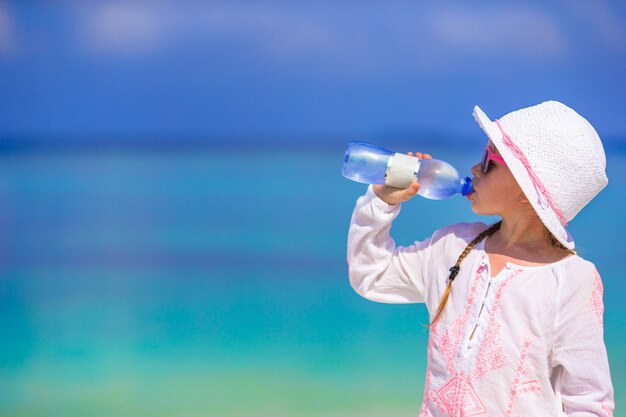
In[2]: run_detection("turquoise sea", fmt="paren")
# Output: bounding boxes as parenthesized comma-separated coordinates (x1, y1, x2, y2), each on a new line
(0, 144, 623, 416)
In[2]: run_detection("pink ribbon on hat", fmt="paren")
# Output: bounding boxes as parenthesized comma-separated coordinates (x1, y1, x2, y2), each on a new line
(495, 119, 568, 226)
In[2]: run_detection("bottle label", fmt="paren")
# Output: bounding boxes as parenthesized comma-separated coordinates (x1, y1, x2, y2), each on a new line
(385, 153, 421, 188)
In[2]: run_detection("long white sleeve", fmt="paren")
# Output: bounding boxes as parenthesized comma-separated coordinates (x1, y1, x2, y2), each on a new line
(551, 262, 615, 417)
(346, 186, 433, 304)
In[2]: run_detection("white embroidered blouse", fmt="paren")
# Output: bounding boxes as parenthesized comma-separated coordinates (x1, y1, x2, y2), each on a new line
(347, 187, 615, 417)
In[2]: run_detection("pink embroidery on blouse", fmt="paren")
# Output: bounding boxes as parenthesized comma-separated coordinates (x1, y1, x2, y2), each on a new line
(473, 321, 507, 381)
(437, 267, 484, 373)
(587, 269, 604, 328)
(601, 401, 615, 417)
(437, 371, 487, 417)
(429, 388, 448, 415)
(518, 379, 542, 394)
(473, 271, 521, 380)
(504, 335, 536, 417)
(439, 314, 465, 373)
(421, 322, 439, 416)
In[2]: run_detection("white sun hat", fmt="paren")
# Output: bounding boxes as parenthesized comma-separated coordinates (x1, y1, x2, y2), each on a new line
(473, 101, 608, 249)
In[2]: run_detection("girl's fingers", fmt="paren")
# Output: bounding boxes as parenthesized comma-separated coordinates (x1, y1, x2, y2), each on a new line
(405, 151, 432, 159)
(406, 180, 420, 196)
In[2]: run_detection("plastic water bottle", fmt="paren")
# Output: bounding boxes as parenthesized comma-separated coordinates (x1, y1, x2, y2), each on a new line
(342, 141, 473, 200)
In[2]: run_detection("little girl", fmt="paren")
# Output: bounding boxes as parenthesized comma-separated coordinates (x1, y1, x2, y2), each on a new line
(347, 101, 615, 416)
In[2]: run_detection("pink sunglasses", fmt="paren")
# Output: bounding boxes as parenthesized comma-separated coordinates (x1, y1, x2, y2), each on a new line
(481, 146, 507, 173)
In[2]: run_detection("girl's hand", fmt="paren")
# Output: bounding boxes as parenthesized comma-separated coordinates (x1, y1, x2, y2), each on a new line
(372, 151, 432, 205)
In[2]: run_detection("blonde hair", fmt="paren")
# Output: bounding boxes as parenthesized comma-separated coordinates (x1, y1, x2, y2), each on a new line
(426, 221, 575, 327)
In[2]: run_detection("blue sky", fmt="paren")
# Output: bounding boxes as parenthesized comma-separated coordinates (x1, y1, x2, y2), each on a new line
(0, 1, 625, 143)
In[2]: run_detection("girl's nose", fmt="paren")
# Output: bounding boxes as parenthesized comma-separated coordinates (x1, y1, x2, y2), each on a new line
(470, 162, 481, 177)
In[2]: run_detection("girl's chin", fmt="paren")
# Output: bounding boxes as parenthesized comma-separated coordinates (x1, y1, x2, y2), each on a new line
(471, 204, 500, 217)
(469, 200, 489, 216)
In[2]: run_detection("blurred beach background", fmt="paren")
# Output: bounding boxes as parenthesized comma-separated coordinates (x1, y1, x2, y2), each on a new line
(0, 2, 624, 416)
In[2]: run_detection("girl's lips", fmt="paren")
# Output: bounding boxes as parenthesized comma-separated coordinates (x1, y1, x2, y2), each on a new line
(467, 179, 477, 200)
(471, 178, 478, 191)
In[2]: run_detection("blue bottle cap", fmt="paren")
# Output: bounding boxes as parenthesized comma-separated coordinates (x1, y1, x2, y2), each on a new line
(461, 177, 473, 196)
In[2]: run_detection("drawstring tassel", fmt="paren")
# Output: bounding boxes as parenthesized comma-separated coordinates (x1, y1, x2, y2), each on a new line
(426, 221, 502, 328)
(448, 266, 461, 282)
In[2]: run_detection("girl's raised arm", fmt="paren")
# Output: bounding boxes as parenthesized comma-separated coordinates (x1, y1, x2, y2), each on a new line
(347, 186, 432, 304)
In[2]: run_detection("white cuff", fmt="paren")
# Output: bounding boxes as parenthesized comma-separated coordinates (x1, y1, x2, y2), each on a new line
(365, 185, 400, 214)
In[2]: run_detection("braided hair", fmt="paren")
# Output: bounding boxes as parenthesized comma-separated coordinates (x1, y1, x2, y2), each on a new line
(426, 221, 502, 327)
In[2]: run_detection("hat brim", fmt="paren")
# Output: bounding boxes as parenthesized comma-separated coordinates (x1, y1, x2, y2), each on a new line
(472, 105, 575, 250)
